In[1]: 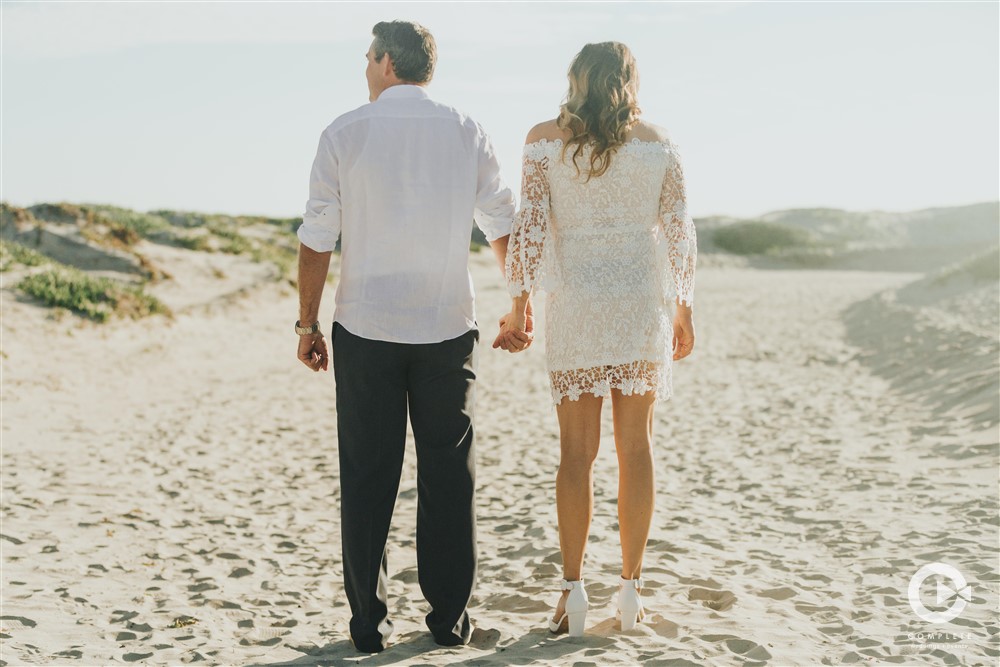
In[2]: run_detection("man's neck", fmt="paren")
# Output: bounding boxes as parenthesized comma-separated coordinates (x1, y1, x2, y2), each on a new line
(383, 80, 426, 91)
(374, 81, 429, 102)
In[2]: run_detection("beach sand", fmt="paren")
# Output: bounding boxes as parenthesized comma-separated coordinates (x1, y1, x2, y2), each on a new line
(2, 248, 997, 666)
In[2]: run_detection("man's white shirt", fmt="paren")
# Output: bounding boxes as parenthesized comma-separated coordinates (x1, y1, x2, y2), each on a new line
(297, 84, 515, 344)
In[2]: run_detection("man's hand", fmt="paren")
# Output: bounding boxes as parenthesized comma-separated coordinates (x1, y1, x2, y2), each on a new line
(296, 243, 332, 371)
(298, 333, 329, 371)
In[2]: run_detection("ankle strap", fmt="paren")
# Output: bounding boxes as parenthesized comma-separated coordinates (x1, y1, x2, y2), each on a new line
(620, 576, 644, 589)
(561, 579, 584, 591)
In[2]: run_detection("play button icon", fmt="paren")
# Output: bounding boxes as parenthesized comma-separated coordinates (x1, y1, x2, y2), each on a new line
(937, 579, 972, 607)
(909, 563, 971, 624)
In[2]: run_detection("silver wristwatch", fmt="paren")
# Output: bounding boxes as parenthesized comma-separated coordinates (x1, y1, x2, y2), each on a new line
(295, 320, 322, 336)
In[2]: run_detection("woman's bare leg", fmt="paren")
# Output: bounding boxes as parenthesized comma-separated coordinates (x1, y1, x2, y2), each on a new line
(551, 392, 603, 621)
(610, 388, 656, 579)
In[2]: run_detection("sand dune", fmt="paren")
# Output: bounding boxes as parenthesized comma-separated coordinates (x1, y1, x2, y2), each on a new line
(2, 243, 997, 665)
(845, 246, 999, 432)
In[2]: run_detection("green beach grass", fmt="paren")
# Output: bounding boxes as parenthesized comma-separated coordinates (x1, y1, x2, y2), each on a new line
(712, 220, 815, 256)
(17, 267, 170, 322)
(1, 240, 49, 271)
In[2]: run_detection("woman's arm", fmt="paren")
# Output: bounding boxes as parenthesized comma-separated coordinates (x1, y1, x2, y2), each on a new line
(494, 131, 553, 353)
(658, 141, 697, 360)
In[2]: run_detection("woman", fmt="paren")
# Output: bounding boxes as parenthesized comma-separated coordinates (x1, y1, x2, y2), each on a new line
(494, 42, 697, 636)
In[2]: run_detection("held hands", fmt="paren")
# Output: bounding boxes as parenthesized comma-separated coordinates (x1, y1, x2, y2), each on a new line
(492, 298, 534, 353)
(297, 333, 329, 372)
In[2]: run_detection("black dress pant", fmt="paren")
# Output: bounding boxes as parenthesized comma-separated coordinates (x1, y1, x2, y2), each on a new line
(331, 321, 478, 651)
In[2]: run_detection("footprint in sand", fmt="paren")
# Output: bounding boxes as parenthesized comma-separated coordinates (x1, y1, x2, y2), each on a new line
(724, 638, 773, 661)
(757, 586, 797, 601)
(480, 592, 549, 614)
(0, 615, 37, 631)
(390, 567, 418, 584)
(637, 613, 679, 638)
(469, 626, 501, 649)
(237, 625, 289, 646)
(688, 587, 737, 611)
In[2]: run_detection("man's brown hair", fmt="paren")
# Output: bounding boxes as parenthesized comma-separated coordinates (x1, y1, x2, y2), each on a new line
(372, 21, 437, 84)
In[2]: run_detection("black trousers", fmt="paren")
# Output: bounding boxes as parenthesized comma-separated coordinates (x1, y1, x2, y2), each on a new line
(331, 321, 478, 651)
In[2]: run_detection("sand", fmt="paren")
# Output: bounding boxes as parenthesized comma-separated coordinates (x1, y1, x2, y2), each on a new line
(2, 247, 997, 666)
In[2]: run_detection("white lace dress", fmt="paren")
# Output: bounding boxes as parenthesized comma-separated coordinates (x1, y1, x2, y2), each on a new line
(505, 137, 697, 405)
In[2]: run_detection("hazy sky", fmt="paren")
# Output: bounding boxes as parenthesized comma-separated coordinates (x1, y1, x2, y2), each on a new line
(3, 1, 998, 220)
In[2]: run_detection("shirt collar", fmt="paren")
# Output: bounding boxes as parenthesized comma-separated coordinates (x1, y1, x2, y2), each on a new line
(376, 84, 430, 101)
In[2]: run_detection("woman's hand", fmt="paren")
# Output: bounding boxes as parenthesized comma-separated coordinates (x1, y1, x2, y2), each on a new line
(672, 307, 695, 361)
(493, 298, 534, 353)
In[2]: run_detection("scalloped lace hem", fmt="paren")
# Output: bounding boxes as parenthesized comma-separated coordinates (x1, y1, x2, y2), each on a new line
(549, 360, 673, 406)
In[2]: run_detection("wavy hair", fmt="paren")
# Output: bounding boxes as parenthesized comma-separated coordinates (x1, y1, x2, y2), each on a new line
(557, 42, 641, 181)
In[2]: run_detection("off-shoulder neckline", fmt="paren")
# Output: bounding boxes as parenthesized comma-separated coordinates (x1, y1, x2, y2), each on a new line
(524, 137, 672, 149)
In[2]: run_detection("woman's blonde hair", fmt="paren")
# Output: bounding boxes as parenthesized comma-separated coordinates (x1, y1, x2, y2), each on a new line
(557, 41, 641, 181)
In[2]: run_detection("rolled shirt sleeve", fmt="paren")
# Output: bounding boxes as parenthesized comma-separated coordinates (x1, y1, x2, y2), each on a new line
(297, 130, 342, 252)
(473, 127, 515, 241)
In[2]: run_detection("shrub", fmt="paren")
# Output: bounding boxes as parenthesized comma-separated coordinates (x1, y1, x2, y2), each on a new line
(85, 205, 174, 239)
(264, 217, 302, 234)
(27, 202, 88, 225)
(1, 240, 49, 271)
(713, 221, 813, 255)
(18, 268, 170, 322)
(170, 234, 212, 251)
(251, 243, 296, 276)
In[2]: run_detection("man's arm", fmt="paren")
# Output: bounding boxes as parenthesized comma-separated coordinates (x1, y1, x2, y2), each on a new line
(298, 243, 332, 326)
(488, 234, 510, 277)
(472, 124, 516, 255)
(472, 125, 536, 350)
(295, 128, 341, 372)
(296, 243, 331, 372)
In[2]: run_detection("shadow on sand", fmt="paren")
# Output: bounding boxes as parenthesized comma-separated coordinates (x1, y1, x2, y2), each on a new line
(250, 624, 620, 667)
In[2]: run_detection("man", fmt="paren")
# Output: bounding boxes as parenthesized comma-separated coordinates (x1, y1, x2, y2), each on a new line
(294, 20, 530, 653)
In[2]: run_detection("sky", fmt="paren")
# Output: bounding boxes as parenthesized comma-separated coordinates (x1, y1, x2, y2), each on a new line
(2, 1, 998, 220)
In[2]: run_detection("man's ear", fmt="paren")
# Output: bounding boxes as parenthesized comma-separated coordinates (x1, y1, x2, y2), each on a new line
(381, 53, 395, 79)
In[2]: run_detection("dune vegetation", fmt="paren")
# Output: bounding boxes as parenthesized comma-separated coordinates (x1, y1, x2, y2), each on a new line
(2, 237, 171, 322)
(711, 220, 816, 255)
(0, 239, 48, 271)
(17, 266, 170, 323)
(3, 200, 997, 321)
(928, 243, 1000, 286)
(1, 201, 304, 322)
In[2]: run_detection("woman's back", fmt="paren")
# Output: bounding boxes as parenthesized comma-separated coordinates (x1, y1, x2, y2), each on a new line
(543, 138, 671, 232)
(523, 118, 677, 228)
(505, 119, 697, 404)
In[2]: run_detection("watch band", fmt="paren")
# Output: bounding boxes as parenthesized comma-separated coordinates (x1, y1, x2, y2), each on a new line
(295, 320, 321, 336)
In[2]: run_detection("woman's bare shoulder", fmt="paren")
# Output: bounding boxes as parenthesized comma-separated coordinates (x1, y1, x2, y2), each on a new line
(525, 119, 571, 144)
(627, 120, 672, 144)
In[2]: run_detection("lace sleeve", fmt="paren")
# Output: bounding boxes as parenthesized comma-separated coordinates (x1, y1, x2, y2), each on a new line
(505, 144, 551, 297)
(658, 142, 697, 307)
